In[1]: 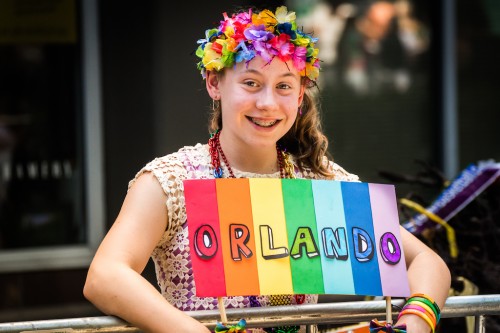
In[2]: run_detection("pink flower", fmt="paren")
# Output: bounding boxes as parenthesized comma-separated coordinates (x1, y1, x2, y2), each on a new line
(270, 34, 295, 62)
(292, 46, 307, 71)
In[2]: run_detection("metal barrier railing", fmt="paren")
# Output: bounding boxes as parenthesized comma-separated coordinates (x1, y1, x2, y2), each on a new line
(1, 295, 499, 332)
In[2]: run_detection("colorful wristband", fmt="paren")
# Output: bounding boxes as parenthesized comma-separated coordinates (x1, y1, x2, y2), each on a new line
(408, 293, 440, 313)
(398, 309, 435, 333)
(400, 304, 437, 328)
(405, 300, 439, 323)
(410, 293, 438, 306)
(406, 294, 441, 322)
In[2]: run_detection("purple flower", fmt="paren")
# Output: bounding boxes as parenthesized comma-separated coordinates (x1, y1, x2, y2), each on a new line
(253, 40, 275, 63)
(244, 24, 273, 42)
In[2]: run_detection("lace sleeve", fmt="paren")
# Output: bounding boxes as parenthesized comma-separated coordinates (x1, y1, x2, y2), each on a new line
(299, 156, 360, 181)
(327, 161, 360, 182)
(128, 154, 188, 238)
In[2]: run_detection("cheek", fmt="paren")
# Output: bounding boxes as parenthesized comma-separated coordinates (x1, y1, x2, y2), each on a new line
(284, 107, 299, 126)
(223, 92, 250, 109)
(285, 102, 299, 118)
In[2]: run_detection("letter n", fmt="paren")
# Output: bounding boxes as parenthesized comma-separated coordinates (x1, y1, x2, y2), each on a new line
(322, 227, 348, 260)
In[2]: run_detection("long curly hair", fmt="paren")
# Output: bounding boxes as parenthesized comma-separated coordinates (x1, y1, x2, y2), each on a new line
(208, 81, 333, 178)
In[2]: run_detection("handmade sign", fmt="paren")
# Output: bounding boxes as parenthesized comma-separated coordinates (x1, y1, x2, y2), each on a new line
(183, 179, 410, 298)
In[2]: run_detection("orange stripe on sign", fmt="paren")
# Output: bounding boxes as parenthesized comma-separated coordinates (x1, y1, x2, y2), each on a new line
(216, 179, 260, 296)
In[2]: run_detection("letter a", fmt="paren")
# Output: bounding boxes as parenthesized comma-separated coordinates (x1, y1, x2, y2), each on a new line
(290, 227, 319, 259)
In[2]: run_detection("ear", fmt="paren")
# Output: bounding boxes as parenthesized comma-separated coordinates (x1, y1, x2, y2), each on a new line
(206, 71, 221, 100)
(298, 84, 306, 106)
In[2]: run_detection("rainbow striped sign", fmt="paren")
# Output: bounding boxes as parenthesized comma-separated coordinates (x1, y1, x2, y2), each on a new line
(183, 179, 410, 298)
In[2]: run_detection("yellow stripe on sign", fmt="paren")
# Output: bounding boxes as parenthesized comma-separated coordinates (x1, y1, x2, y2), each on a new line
(249, 178, 293, 295)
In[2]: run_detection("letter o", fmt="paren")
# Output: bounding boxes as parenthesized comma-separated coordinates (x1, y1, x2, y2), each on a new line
(194, 225, 218, 259)
(380, 232, 401, 265)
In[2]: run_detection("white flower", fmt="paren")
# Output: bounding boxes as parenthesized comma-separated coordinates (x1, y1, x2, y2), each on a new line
(275, 6, 296, 24)
(225, 296, 246, 308)
(174, 227, 189, 251)
(166, 254, 189, 279)
(193, 296, 216, 310)
(166, 284, 188, 308)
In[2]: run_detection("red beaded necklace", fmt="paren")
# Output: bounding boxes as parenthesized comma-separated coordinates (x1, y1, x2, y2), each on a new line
(208, 130, 293, 179)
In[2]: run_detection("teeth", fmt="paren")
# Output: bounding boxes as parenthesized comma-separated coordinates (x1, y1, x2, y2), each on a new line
(251, 118, 278, 127)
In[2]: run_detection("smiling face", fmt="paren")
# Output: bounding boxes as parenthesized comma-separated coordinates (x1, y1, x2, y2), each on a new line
(206, 56, 305, 153)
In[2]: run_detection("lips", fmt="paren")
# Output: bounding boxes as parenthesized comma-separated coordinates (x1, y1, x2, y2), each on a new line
(247, 116, 281, 128)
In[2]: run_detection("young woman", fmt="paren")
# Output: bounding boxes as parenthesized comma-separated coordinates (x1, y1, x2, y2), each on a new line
(84, 6, 450, 333)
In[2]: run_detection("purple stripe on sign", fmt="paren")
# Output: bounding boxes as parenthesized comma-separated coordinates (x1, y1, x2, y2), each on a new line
(369, 183, 410, 297)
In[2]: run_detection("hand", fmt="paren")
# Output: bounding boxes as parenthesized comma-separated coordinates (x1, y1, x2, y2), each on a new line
(395, 314, 433, 333)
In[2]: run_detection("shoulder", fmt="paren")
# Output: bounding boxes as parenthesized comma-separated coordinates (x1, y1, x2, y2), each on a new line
(128, 143, 209, 193)
(328, 161, 360, 182)
(148, 143, 207, 170)
(298, 156, 359, 181)
(322, 156, 360, 182)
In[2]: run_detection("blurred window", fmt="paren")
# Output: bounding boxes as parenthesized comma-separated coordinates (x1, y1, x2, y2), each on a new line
(0, 0, 103, 271)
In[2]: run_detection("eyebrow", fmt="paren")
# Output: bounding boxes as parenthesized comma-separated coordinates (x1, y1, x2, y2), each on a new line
(241, 68, 299, 79)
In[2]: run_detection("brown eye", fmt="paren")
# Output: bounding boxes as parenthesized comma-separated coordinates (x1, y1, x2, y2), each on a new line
(277, 83, 292, 90)
(244, 80, 258, 87)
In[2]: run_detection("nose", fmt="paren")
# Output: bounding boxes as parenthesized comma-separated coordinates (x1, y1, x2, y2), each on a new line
(255, 87, 279, 112)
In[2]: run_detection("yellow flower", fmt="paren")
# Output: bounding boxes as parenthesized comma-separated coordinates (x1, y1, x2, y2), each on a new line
(294, 36, 311, 47)
(224, 25, 235, 38)
(300, 61, 320, 81)
(253, 9, 277, 31)
(275, 6, 296, 24)
(310, 48, 319, 58)
(202, 43, 224, 71)
(225, 37, 238, 52)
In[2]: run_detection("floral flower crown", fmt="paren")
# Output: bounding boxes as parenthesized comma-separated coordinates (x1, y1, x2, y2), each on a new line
(195, 6, 321, 82)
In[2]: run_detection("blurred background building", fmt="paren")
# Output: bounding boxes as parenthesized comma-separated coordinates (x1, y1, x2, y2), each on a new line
(0, 0, 499, 330)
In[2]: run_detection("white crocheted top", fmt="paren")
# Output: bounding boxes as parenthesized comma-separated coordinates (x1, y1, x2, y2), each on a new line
(128, 143, 359, 332)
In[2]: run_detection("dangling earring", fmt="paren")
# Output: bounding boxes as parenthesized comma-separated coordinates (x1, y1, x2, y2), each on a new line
(212, 98, 220, 112)
(298, 105, 303, 116)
